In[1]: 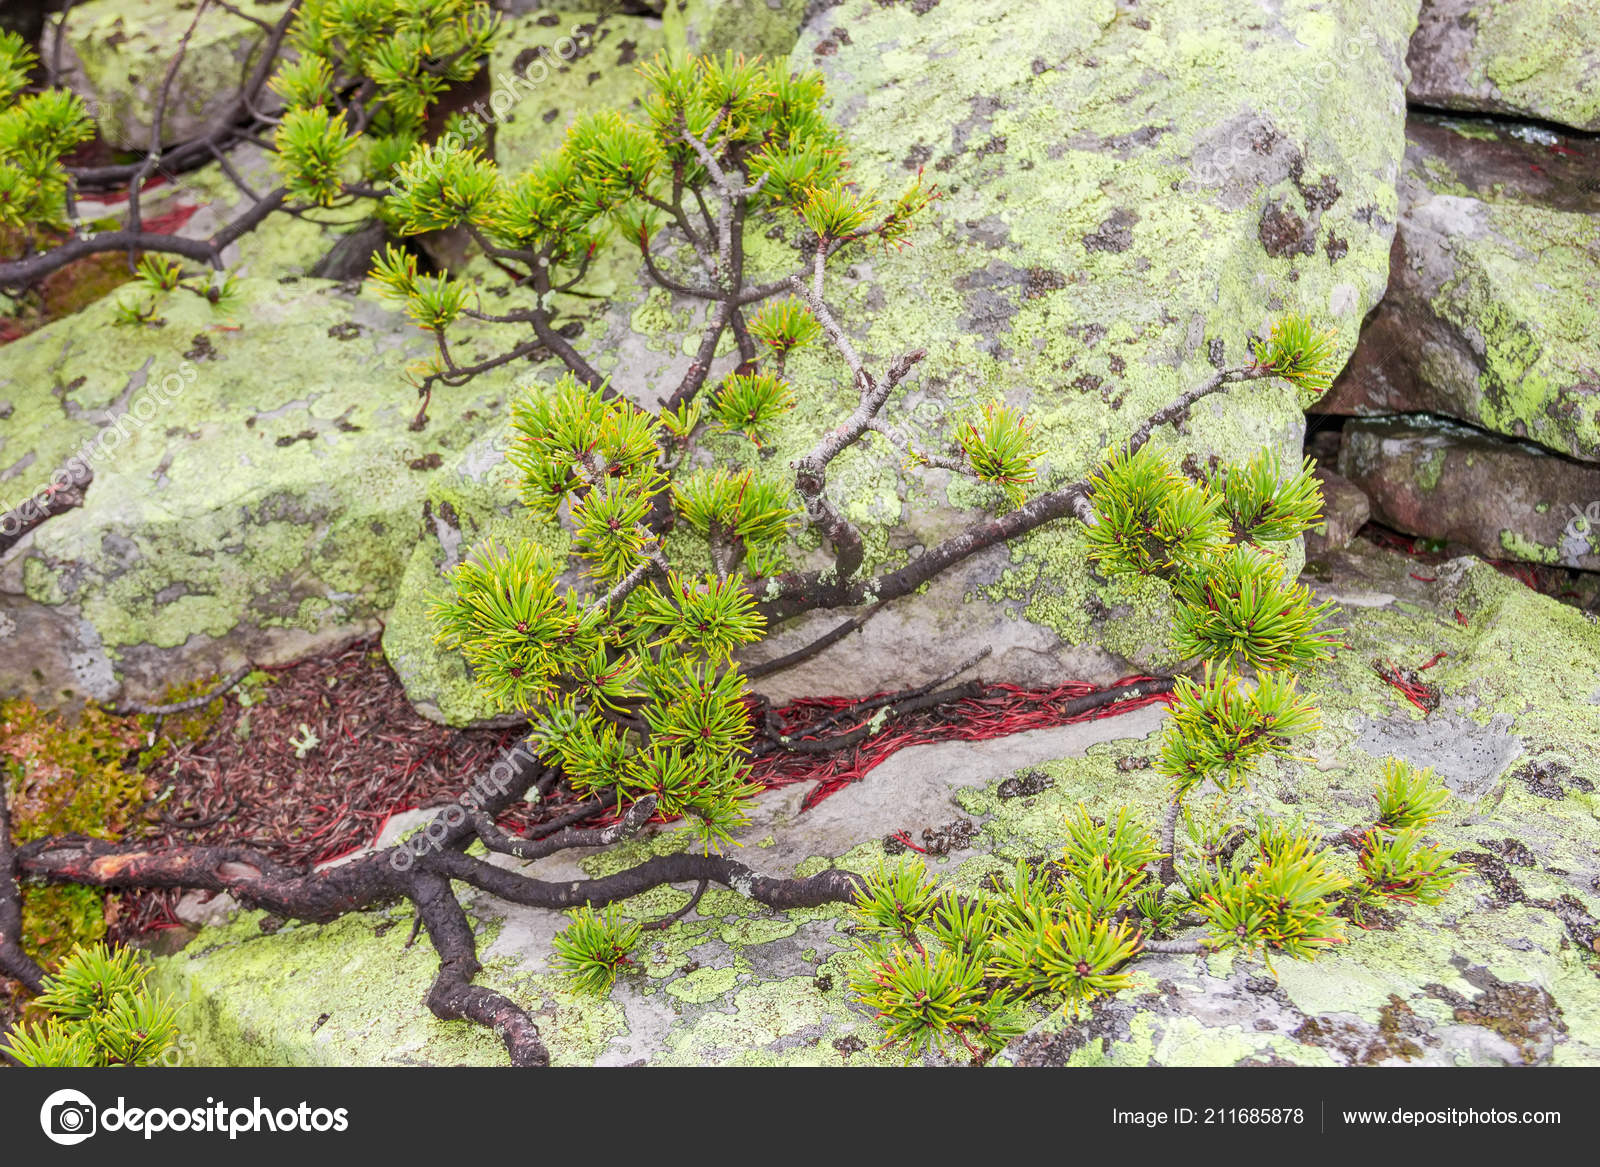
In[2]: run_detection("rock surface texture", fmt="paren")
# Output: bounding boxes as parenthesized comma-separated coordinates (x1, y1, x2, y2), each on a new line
(151, 541, 1600, 1066)
(384, 0, 1423, 721)
(43, 0, 289, 149)
(0, 280, 518, 707)
(1406, 0, 1600, 133)
(1340, 417, 1600, 569)
(1322, 115, 1600, 462)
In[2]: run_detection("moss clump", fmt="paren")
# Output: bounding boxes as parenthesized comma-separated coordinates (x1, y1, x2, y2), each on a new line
(1, 699, 146, 962)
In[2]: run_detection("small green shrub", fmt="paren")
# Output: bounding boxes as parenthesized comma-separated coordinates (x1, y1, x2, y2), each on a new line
(552, 905, 642, 995)
(1, 942, 182, 1067)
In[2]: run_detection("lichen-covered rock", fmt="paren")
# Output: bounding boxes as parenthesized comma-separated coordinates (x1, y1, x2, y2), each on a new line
(0, 277, 526, 707)
(44, 0, 290, 149)
(387, 0, 1423, 720)
(68, 143, 378, 283)
(488, 10, 668, 180)
(662, 0, 808, 61)
(1339, 416, 1600, 570)
(1323, 115, 1600, 460)
(1406, 0, 1600, 133)
(150, 540, 1600, 1066)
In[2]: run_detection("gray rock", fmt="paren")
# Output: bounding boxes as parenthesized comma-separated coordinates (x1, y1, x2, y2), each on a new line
(1338, 416, 1600, 569)
(43, 0, 289, 150)
(387, 0, 1422, 722)
(0, 277, 526, 707)
(1322, 114, 1600, 461)
(1407, 0, 1600, 133)
(1304, 465, 1372, 558)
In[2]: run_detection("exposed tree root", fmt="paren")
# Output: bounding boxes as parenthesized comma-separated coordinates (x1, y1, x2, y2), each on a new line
(0, 786, 45, 994)
(4, 744, 864, 1065)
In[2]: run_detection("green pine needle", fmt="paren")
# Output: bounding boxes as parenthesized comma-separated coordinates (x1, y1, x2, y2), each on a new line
(552, 905, 642, 995)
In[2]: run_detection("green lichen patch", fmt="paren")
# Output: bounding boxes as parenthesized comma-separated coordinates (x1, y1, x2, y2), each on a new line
(0, 276, 538, 704)
(1408, 1, 1600, 133)
(150, 907, 520, 1066)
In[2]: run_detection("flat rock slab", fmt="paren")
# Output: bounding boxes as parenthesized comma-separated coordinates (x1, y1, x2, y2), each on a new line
(153, 541, 1600, 1066)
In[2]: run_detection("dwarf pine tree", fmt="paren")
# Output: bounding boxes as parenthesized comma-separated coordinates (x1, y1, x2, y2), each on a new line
(306, 50, 1465, 1057)
(0, 0, 500, 298)
(0, 942, 183, 1067)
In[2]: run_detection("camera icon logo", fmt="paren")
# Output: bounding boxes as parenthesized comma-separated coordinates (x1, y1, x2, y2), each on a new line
(39, 1089, 97, 1146)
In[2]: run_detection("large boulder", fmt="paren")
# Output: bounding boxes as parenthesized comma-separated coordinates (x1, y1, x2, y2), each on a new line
(1406, 0, 1600, 133)
(1321, 115, 1600, 461)
(386, 0, 1424, 722)
(0, 278, 527, 708)
(1339, 416, 1600, 570)
(43, 0, 291, 150)
(0, 13, 688, 711)
(149, 539, 1600, 1065)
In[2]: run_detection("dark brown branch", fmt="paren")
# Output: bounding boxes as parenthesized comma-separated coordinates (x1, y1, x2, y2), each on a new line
(1159, 796, 1183, 886)
(0, 784, 46, 994)
(0, 189, 287, 290)
(742, 602, 887, 681)
(427, 848, 865, 914)
(470, 797, 655, 862)
(10, 731, 863, 1066)
(767, 680, 982, 755)
(661, 299, 732, 412)
(127, 0, 213, 249)
(46, 0, 81, 89)
(638, 232, 717, 299)
(756, 358, 1285, 625)
(729, 305, 757, 366)
(757, 476, 1096, 623)
(639, 878, 709, 932)
(409, 870, 549, 1066)
(525, 798, 605, 840)
(1124, 366, 1270, 455)
(527, 265, 608, 393)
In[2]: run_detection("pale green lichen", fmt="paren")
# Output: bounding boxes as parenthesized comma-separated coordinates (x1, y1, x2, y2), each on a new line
(1415, 445, 1446, 491)
(1473, 2, 1600, 132)
(1498, 529, 1560, 565)
(1426, 199, 1600, 460)
(0, 278, 540, 700)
